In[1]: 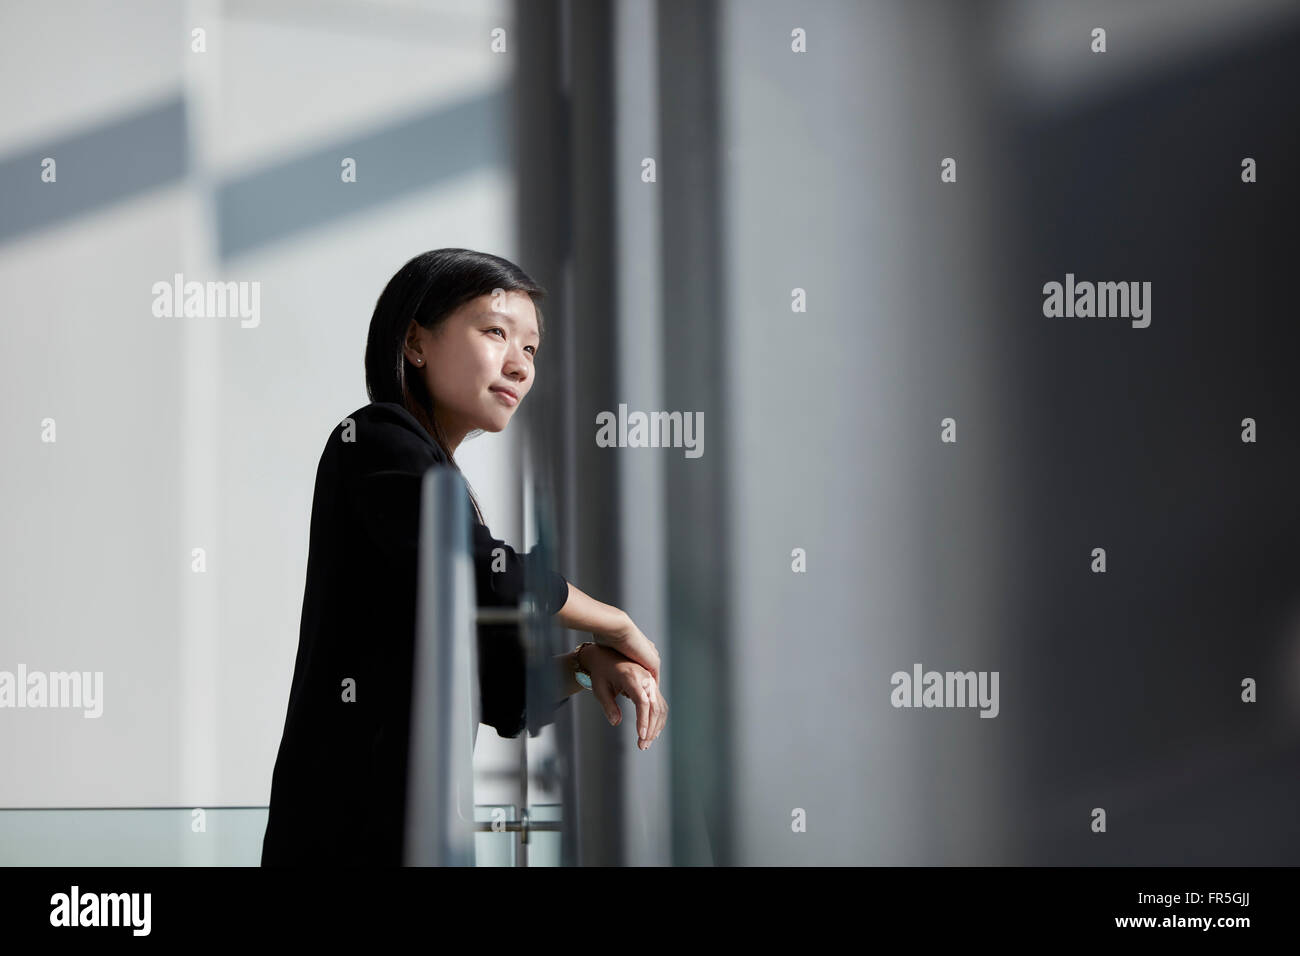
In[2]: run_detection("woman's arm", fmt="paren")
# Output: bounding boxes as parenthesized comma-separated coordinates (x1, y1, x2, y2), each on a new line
(554, 581, 627, 636)
(554, 581, 660, 682)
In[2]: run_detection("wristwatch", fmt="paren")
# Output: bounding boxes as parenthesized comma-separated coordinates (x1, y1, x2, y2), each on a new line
(573, 641, 596, 690)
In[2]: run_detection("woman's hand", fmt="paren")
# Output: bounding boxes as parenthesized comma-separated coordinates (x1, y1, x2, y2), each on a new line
(595, 615, 660, 683)
(580, 644, 667, 750)
(553, 585, 660, 682)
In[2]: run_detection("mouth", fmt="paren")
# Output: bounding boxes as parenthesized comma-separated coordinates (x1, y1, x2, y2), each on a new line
(490, 386, 519, 406)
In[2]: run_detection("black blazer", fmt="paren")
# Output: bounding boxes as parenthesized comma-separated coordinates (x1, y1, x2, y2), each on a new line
(261, 401, 569, 866)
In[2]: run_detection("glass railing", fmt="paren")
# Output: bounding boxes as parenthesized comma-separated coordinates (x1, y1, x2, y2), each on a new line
(0, 466, 571, 868)
(0, 805, 553, 866)
(0, 808, 270, 866)
(403, 465, 572, 866)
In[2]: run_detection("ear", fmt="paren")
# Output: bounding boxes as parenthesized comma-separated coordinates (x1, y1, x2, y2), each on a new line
(404, 321, 425, 363)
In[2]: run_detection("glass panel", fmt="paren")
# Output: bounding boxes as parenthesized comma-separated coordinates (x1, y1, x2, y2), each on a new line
(0, 808, 268, 866)
(0, 805, 533, 867)
(473, 804, 517, 867)
(524, 803, 562, 867)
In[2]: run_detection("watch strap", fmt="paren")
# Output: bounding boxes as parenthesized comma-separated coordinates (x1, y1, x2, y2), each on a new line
(573, 641, 596, 690)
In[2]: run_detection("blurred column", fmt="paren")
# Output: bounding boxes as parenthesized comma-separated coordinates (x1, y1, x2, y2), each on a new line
(514, 0, 627, 866)
(708, 0, 1015, 864)
(891, 0, 1016, 865)
(612, 0, 672, 866)
(657, 0, 733, 866)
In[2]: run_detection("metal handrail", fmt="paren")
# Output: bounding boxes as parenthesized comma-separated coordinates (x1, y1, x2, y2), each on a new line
(403, 468, 478, 866)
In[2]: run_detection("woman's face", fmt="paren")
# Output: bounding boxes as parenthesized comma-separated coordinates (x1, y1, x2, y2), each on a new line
(405, 290, 539, 449)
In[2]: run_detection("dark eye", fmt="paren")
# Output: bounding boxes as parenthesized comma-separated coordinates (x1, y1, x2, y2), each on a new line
(490, 328, 537, 357)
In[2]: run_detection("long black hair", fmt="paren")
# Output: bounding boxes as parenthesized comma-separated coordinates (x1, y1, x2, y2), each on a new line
(364, 248, 547, 526)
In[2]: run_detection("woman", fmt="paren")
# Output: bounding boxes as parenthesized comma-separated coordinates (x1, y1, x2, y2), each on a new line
(262, 248, 667, 866)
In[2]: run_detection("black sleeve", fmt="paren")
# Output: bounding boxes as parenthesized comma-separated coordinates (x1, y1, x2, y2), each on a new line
(341, 408, 569, 738)
(468, 525, 569, 738)
(342, 410, 568, 612)
(471, 521, 570, 615)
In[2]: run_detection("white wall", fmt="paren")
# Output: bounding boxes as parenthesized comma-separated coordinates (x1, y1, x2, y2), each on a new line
(0, 1, 526, 825)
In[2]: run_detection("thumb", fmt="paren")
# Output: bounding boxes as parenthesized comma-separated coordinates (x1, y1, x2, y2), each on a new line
(591, 680, 621, 726)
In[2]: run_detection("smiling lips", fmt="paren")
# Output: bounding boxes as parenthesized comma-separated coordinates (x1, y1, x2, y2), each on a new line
(490, 386, 519, 406)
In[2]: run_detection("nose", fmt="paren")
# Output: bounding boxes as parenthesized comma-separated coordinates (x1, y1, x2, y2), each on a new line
(504, 348, 529, 382)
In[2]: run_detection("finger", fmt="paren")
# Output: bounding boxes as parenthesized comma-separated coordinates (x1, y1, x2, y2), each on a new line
(627, 679, 653, 746)
(591, 677, 621, 726)
(642, 680, 660, 749)
(641, 681, 656, 746)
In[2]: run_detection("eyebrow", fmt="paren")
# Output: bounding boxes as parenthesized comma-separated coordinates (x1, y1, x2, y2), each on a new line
(483, 311, 540, 341)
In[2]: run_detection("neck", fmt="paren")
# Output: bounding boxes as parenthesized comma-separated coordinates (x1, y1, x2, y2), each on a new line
(434, 412, 468, 457)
